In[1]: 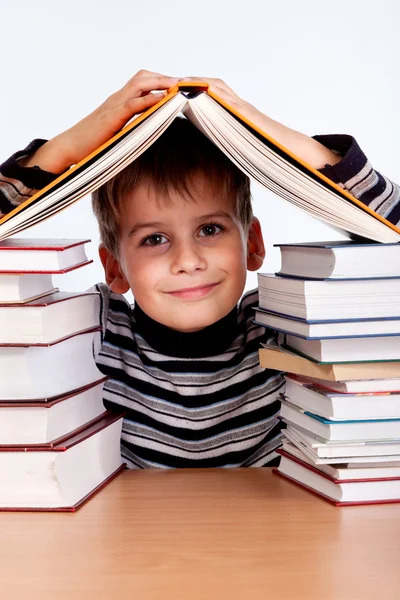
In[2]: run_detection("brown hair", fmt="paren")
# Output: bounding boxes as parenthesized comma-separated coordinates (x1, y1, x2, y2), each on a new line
(92, 116, 252, 257)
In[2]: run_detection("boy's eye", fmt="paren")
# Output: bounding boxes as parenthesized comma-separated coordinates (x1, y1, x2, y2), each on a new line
(142, 234, 168, 246)
(199, 223, 224, 237)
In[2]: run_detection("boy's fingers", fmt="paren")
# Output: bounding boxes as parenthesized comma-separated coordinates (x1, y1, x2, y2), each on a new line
(122, 75, 179, 101)
(132, 69, 171, 79)
(124, 70, 169, 86)
(187, 81, 240, 107)
(181, 76, 240, 99)
(126, 72, 179, 88)
(119, 93, 165, 118)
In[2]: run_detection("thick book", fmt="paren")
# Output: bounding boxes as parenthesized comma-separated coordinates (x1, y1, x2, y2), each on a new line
(0, 329, 103, 400)
(284, 375, 400, 421)
(284, 333, 400, 363)
(0, 291, 100, 345)
(275, 241, 400, 280)
(279, 445, 400, 481)
(0, 238, 92, 273)
(274, 452, 400, 506)
(0, 378, 107, 445)
(0, 412, 124, 511)
(258, 273, 400, 320)
(259, 344, 400, 381)
(254, 308, 400, 340)
(282, 426, 400, 463)
(280, 400, 400, 442)
(0, 273, 57, 303)
(0, 82, 399, 243)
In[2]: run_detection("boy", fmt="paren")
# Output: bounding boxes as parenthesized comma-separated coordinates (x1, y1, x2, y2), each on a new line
(1, 70, 399, 468)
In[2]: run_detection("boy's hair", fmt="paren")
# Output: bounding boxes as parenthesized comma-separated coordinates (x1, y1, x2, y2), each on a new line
(92, 117, 252, 257)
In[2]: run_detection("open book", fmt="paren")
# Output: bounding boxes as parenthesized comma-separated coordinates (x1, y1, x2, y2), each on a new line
(0, 82, 399, 243)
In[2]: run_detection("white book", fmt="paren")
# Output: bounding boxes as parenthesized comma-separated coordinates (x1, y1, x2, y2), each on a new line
(285, 333, 400, 363)
(258, 273, 400, 320)
(0, 379, 107, 445)
(0, 291, 100, 345)
(305, 377, 400, 394)
(281, 441, 400, 479)
(277, 454, 400, 505)
(0, 238, 91, 273)
(284, 424, 400, 459)
(280, 400, 400, 442)
(0, 273, 57, 303)
(0, 413, 123, 510)
(254, 308, 400, 339)
(276, 241, 400, 280)
(0, 330, 103, 400)
(284, 375, 400, 420)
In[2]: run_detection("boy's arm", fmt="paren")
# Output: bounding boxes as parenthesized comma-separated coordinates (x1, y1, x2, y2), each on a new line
(315, 134, 400, 226)
(21, 70, 179, 174)
(0, 139, 59, 218)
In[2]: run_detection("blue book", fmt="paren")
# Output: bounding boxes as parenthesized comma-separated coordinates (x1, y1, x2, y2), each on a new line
(254, 306, 400, 339)
(305, 412, 400, 426)
(280, 401, 400, 442)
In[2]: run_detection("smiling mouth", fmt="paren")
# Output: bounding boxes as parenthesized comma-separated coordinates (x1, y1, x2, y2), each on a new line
(166, 282, 221, 299)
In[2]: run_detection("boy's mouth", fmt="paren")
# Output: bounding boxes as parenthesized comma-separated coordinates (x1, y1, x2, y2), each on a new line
(166, 282, 220, 300)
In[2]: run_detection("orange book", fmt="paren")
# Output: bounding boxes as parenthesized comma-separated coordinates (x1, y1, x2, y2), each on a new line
(259, 344, 400, 381)
(1, 82, 399, 243)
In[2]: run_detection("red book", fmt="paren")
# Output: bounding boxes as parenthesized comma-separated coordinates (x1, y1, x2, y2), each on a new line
(0, 412, 125, 511)
(0, 291, 100, 345)
(0, 238, 92, 274)
(274, 450, 400, 506)
(0, 329, 104, 400)
(0, 377, 108, 447)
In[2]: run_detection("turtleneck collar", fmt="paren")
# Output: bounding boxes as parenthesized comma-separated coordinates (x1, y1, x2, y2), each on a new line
(133, 302, 239, 358)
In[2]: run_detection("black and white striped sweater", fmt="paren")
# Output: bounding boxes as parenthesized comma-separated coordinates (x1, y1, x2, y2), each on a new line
(1, 135, 399, 468)
(95, 284, 283, 467)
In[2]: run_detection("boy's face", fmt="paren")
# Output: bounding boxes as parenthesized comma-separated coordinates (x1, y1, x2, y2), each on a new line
(100, 175, 265, 332)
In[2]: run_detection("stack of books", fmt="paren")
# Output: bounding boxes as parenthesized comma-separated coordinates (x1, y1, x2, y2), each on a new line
(256, 241, 400, 506)
(0, 238, 124, 512)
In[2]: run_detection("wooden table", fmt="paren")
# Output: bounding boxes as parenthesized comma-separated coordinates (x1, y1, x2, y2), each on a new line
(1, 468, 399, 600)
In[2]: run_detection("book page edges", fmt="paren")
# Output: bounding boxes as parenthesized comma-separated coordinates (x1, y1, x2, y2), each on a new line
(0, 88, 181, 226)
(0, 463, 126, 512)
(207, 89, 400, 236)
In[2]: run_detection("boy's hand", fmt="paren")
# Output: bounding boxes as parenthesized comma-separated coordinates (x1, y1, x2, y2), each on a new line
(181, 76, 271, 131)
(23, 70, 179, 174)
(182, 77, 341, 169)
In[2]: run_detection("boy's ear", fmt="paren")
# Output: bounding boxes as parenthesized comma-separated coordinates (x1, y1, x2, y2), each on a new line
(98, 244, 130, 294)
(247, 217, 265, 272)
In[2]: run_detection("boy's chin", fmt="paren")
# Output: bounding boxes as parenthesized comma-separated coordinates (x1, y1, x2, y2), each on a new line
(160, 307, 235, 333)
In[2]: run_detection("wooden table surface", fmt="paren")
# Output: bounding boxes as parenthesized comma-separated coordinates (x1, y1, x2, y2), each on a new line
(0, 468, 399, 600)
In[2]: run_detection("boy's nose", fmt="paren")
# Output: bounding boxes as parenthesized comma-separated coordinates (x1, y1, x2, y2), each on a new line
(170, 240, 207, 274)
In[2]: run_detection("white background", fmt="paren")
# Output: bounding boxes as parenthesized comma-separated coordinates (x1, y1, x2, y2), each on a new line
(1, 0, 399, 299)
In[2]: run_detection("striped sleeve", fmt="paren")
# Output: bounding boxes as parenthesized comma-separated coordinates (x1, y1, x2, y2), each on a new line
(314, 134, 400, 226)
(0, 139, 58, 218)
